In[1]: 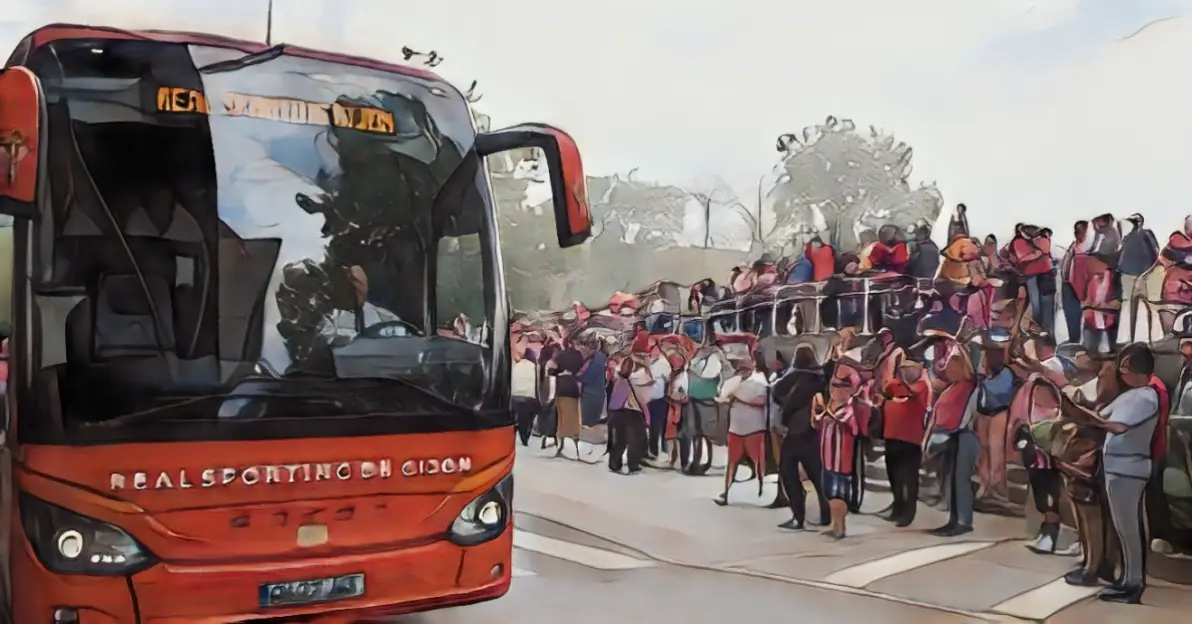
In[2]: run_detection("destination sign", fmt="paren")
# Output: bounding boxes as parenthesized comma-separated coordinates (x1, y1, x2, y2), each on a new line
(108, 455, 473, 490)
(155, 86, 396, 135)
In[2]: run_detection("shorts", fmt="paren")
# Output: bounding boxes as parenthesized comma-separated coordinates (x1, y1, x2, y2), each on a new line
(821, 470, 854, 502)
(727, 432, 766, 469)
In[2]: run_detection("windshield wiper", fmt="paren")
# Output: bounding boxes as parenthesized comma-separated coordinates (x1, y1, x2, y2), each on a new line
(84, 392, 347, 428)
(198, 45, 286, 74)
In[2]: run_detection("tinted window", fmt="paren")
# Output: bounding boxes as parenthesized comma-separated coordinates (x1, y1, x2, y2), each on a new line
(17, 40, 500, 442)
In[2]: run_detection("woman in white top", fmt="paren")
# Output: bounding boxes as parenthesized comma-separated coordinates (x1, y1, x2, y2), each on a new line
(511, 337, 540, 446)
(713, 357, 770, 506)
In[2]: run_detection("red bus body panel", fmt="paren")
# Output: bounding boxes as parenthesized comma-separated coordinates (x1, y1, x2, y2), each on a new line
(14, 429, 515, 621)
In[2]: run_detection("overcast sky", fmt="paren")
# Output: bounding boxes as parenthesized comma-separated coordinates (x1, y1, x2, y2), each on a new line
(4, 0, 1190, 244)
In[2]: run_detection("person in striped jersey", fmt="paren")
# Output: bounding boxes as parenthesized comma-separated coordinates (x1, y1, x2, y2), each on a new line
(1009, 332, 1070, 555)
(813, 362, 863, 539)
(1080, 251, 1119, 355)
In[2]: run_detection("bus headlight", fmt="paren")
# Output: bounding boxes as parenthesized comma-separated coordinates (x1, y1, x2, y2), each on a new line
(448, 474, 512, 546)
(19, 494, 154, 575)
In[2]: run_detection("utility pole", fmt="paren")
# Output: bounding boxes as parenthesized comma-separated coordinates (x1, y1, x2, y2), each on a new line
(264, 0, 274, 45)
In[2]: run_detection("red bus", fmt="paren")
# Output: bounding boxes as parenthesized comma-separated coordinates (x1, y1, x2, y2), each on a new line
(0, 24, 590, 623)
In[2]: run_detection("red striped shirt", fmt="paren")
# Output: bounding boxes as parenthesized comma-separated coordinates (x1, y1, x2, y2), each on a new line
(1082, 267, 1116, 330)
(819, 404, 861, 474)
(1011, 238, 1052, 276)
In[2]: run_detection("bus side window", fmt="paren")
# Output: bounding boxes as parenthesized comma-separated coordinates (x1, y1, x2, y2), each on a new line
(436, 234, 490, 346)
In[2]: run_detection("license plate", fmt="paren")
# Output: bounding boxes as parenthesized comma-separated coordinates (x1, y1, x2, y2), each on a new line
(259, 573, 365, 608)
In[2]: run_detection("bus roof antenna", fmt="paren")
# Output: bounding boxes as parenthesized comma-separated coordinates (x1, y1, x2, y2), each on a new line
(264, 0, 274, 46)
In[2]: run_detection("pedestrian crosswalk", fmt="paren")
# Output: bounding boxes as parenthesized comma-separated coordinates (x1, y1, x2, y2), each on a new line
(514, 531, 656, 570)
(988, 578, 1103, 620)
(510, 525, 658, 579)
(814, 539, 1188, 621)
(512, 449, 1190, 620)
(510, 526, 1191, 620)
(823, 541, 996, 588)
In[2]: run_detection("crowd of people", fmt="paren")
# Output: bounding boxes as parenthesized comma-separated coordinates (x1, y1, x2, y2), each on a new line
(511, 206, 1192, 605)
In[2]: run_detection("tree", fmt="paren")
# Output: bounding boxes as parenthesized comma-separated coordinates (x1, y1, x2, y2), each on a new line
(492, 162, 704, 311)
(689, 175, 753, 250)
(597, 170, 690, 249)
(763, 116, 943, 252)
(489, 152, 591, 310)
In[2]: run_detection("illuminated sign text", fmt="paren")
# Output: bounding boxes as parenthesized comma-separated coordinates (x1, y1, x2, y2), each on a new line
(155, 87, 395, 135)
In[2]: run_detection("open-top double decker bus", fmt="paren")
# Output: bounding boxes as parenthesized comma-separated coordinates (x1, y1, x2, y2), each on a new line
(0, 23, 591, 623)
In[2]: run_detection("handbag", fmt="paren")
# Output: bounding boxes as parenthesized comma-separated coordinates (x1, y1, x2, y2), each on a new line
(977, 367, 1015, 415)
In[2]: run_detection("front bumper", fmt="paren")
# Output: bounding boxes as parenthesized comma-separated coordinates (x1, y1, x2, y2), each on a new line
(13, 528, 513, 623)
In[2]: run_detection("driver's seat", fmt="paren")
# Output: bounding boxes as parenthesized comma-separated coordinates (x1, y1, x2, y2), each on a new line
(93, 274, 175, 359)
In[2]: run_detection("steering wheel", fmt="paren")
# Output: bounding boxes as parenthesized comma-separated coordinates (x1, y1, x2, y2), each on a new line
(358, 320, 423, 339)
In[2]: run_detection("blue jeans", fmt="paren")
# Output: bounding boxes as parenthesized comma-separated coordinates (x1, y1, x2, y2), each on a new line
(951, 430, 980, 528)
(1062, 282, 1081, 342)
(1025, 275, 1055, 335)
(647, 399, 668, 457)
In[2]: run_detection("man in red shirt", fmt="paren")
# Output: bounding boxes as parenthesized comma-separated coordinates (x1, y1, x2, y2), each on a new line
(866, 225, 911, 274)
(879, 359, 931, 526)
(805, 234, 837, 282)
(1010, 224, 1057, 334)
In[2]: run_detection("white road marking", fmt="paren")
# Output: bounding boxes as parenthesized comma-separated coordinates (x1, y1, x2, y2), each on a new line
(513, 531, 656, 570)
(988, 577, 1102, 620)
(823, 541, 997, 588)
(511, 567, 537, 578)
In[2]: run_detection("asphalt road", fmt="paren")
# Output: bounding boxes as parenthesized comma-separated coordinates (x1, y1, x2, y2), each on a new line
(401, 439, 1192, 624)
(410, 559, 974, 624)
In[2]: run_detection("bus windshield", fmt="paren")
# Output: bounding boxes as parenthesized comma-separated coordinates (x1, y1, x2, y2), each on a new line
(19, 39, 499, 442)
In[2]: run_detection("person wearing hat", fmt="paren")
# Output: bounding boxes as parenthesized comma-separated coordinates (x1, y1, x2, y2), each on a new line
(1117, 213, 1159, 342)
(1007, 332, 1072, 555)
(773, 344, 831, 530)
(921, 335, 981, 537)
(607, 353, 649, 474)
(713, 356, 770, 506)
(754, 254, 778, 288)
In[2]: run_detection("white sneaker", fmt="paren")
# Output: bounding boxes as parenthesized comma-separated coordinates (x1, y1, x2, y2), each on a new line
(1055, 541, 1082, 557)
(1152, 538, 1175, 556)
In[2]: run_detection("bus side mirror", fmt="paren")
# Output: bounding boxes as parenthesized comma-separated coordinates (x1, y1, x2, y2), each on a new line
(0, 66, 45, 221)
(476, 123, 591, 248)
